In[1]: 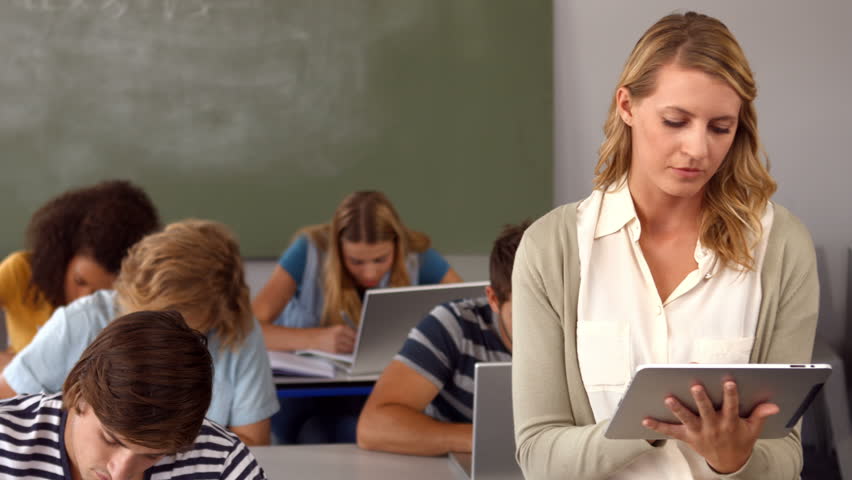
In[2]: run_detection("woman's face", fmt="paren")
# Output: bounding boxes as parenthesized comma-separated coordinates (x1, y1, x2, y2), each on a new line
(64, 254, 116, 304)
(340, 240, 395, 289)
(618, 63, 742, 201)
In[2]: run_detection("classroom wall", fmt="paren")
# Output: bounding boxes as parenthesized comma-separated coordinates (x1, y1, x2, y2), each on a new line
(0, 0, 552, 258)
(554, 1, 852, 363)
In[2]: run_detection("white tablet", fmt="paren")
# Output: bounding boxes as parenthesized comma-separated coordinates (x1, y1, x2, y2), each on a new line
(604, 364, 831, 440)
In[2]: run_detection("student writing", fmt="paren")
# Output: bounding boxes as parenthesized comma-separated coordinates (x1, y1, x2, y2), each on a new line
(253, 190, 462, 353)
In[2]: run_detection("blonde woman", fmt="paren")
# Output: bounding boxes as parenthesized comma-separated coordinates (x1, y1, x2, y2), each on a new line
(512, 11, 818, 480)
(253, 190, 462, 354)
(0, 220, 279, 446)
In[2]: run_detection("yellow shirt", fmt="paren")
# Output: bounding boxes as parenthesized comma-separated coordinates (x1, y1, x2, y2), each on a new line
(0, 251, 55, 353)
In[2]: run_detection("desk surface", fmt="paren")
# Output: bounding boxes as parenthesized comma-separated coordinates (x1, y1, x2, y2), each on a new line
(251, 444, 459, 480)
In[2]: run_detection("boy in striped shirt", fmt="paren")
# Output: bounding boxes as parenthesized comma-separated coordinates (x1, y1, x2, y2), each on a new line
(356, 221, 529, 456)
(0, 310, 266, 480)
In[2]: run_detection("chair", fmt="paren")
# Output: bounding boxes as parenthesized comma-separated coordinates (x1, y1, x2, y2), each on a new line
(811, 337, 852, 479)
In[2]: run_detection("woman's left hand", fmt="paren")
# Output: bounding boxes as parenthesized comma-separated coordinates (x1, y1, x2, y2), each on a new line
(642, 381, 780, 474)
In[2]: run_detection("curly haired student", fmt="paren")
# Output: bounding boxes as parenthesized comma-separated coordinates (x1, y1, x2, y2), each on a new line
(0, 220, 279, 446)
(0, 180, 160, 361)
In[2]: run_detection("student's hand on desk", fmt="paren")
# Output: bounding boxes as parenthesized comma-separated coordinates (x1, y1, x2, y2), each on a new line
(642, 381, 779, 474)
(314, 325, 356, 353)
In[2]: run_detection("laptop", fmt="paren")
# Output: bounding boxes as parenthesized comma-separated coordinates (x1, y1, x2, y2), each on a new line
(298, 281, 489, 376)
(449, 362, 524, 480)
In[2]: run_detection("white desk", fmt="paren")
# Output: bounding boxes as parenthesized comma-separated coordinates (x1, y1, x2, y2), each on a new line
(251, 444, 459, 480)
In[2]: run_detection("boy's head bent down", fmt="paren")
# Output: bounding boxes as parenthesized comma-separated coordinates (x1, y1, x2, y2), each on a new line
(62, 310, 213, 480)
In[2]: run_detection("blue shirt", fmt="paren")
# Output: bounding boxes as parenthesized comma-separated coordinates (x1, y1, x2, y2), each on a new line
(3, 290, 279, 428)
(394, 297, 511, 422)
(278, 235, 451, 288)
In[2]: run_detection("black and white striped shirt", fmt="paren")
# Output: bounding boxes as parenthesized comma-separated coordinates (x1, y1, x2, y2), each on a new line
(0, 393, 267, 480)
(394, 297, 512, 422)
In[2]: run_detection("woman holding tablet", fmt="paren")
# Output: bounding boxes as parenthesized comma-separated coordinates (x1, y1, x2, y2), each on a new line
(512, 11, 817, 480)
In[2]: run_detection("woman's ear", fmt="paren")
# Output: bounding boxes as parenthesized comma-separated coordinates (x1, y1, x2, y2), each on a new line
(615, 86, 634, 127)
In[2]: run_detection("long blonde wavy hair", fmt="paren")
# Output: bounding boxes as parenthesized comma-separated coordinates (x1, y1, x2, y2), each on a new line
(113, 219, 252, 351)
(298, 191, 430, 327)
(595, 11, 777, 270)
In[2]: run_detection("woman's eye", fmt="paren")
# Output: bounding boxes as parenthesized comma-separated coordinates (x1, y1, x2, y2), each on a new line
(663, 119, 686, 128)
(710, 125, 731, 134)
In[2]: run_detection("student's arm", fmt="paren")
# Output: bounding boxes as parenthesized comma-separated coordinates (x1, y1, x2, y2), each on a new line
(0, 254, 23, 360)
(2, 303, 92, 398)
(253, 265, 355, 353)
(418, 248, 462, 285)
(229, 419, 271, 447)
(228, 321, 281, 446)
(0, 352, 15, 372)
(0, 375, 17, 399)
(0, 252, 23, 307)
(357, 360, 471, 456)
(439, 268, 462, 284)
(252, 265, 297, 325)
(259, 323, 355, 353)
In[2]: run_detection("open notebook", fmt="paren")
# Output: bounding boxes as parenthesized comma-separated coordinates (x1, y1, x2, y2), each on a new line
(267, 351, 335, 378)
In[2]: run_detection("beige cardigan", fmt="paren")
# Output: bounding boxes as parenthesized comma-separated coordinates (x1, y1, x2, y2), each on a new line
(511, 201, 819, 480)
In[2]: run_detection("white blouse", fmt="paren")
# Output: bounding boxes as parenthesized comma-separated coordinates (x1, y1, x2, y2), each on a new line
(575, 183, 774, 479)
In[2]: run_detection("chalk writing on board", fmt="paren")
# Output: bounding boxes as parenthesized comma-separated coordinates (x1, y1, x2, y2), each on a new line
(14, 0, 262, 20)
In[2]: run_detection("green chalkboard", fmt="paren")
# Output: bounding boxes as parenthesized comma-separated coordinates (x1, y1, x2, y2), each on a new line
(0, 0, 552, 256)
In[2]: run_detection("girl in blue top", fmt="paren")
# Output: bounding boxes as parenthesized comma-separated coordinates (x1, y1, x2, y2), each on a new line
(253, 190, 462, 354)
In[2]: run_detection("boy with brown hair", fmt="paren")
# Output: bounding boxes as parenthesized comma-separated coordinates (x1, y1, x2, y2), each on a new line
(0, 310, 266, 479)
(356, 221, 529, 456)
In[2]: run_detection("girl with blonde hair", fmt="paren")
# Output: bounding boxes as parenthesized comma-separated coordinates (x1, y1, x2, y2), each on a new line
(253, 190, 461, 444)
(0, 220, 279, 446)
(512, 11, 817, 479)
(253, 190, 461, 353)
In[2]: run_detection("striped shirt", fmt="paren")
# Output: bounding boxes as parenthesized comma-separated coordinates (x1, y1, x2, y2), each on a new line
(394, 297, 511, 423)
(0, 393, 267, 480)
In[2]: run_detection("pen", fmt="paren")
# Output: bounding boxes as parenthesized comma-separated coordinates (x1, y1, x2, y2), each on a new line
(340, 310, 356, 330)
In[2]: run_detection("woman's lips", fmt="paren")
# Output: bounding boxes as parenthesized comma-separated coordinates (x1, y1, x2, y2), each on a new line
(671, 167, 702, 178)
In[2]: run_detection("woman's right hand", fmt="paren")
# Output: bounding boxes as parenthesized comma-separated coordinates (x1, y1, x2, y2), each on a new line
(314, 325, 357, 353)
